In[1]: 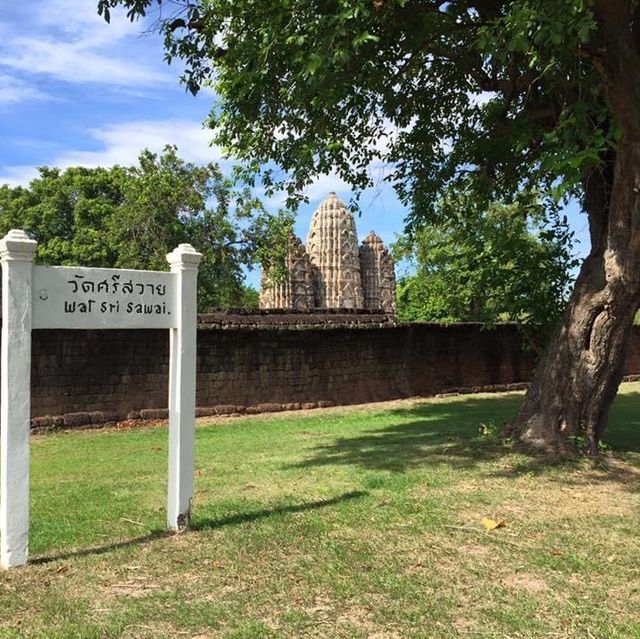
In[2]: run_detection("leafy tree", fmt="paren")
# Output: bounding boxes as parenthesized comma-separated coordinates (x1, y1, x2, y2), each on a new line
(394, 196, 578, 352)
(0, 147, 292, 311)
(108, 146, 293, 310)
(0, 166, 125, 267)
(99, 0, 640, 453)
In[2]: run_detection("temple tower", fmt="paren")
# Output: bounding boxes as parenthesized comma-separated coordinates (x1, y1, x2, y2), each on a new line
(259, 234, 315, 310)
(259, 192, 396, 314)
(306, 192, 364, 309)
(359, 231, 397, 314)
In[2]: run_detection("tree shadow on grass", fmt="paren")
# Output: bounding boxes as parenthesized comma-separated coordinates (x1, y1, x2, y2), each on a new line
(30, 491, 367, 565)
(286, 392, 640, 486)
(287, 395, 534, 473)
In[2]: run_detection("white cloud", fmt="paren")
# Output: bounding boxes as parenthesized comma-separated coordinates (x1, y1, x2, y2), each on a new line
(4, 37, 170, 88)
(34, 0, 137, 39)
(0, 165, 41, 188)
(303, 173, 352, 203)
(0, 119, 224, 186)
(257, 164, 397, 216)
(0, 0, 172, 89)
(0, 74, 50, 105)
(252, 171, 354, 213)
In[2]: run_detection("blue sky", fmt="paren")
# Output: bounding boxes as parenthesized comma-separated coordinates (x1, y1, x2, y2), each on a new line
(0, 1, 406, 288)
(0, 0, 589, 288)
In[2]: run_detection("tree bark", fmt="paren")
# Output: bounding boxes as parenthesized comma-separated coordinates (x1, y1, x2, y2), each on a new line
(507, 141, 640, 454)
(506, 3, 640, 454)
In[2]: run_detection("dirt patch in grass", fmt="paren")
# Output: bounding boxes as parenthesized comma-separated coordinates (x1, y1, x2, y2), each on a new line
(430, 454, 640, 529)
(120, 621, 194, 639)
(502, 572, 549, 594)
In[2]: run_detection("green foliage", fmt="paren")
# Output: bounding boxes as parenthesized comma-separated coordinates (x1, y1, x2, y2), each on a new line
(394, 193, 578, 347)
(95, 1, 615, 346)
(98, 0, 610, 224)
(238, 285, 260, 310)
(0, 166, 125, 267)
(0, 146, 292, 311)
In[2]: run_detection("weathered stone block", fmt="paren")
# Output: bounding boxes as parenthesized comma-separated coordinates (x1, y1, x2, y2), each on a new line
(256, 403, 283, 413)
(213, 404, 238, 415)
(140, 408, 169, 420)
(31, 416, 53, 430)
(90, 411, 118, 424)
(63, 412, 91, 427)
(195, 407, 216, 417)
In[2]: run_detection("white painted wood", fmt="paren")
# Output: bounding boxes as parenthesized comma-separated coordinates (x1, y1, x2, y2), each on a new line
(32, 266, 176, 330)
(1, 230, 37, 568)
(166, 244, 202, 531)
(1, 231, 201, 566)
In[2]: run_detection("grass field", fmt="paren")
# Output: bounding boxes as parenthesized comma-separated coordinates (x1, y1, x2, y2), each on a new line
(1, 384, 640, 638)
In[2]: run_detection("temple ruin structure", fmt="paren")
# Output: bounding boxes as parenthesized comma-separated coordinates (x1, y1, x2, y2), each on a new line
(260, 192, 396, 313)
(359, 231, 397, 313)
(259, 234, 315, 311)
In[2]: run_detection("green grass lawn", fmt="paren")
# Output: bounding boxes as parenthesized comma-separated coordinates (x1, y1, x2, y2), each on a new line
(1, 384, 640, 638)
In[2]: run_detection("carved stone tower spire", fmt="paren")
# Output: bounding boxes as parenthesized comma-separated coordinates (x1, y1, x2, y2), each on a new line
(259, 192, 396, 313)
(259, 234, 314, 310)
(306, 192, 364, 309)
(360, 231, 397, 314)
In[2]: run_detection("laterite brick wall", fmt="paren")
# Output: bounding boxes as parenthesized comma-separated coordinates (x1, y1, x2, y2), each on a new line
(17, 315, 640, 427)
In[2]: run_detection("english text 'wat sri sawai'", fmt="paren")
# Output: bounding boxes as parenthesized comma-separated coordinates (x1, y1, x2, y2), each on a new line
(259, 192, 397, 314)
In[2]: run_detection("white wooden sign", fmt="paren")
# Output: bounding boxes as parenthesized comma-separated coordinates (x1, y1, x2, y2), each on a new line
(32, 266, 176, 330)
(0, 230, 202, 568)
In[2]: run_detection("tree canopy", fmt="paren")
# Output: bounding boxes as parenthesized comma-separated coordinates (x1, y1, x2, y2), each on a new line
(97, 0, 640, 453)
(0, 146, 292, 311)
(394, 197, 577, 348)
(98, 0, 606, 215)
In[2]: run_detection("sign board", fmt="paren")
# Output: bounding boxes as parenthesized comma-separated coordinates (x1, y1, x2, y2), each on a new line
(0, 230, 202, 568)
(32, 266, 176, 329)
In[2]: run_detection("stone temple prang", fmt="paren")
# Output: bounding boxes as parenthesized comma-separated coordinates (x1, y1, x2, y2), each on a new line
(260, 192, 396, 313)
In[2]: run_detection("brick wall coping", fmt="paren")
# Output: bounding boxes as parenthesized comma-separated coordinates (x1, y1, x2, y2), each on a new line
(196, 311, 523, 331)
(197, 310, 398, 330)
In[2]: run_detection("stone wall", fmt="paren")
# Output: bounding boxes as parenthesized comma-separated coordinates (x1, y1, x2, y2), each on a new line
(18, 315, 640, 428)
(194, 322, 533, 408)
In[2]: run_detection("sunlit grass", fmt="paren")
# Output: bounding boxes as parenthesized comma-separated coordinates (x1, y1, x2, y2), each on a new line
(1, 384, 639, 638)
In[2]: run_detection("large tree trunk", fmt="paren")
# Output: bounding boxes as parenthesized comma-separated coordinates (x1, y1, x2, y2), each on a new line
(507, 143, 640, 454)
(507, 2, 640, 454)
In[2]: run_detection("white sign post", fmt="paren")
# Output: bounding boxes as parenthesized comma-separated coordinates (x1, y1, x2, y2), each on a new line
(0, 230, 202, 568)
(0, 231, 37, 569)
(166, 244, 202, 532)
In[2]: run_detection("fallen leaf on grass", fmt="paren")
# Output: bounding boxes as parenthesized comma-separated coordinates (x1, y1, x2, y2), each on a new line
(481, 517, 506, 530)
